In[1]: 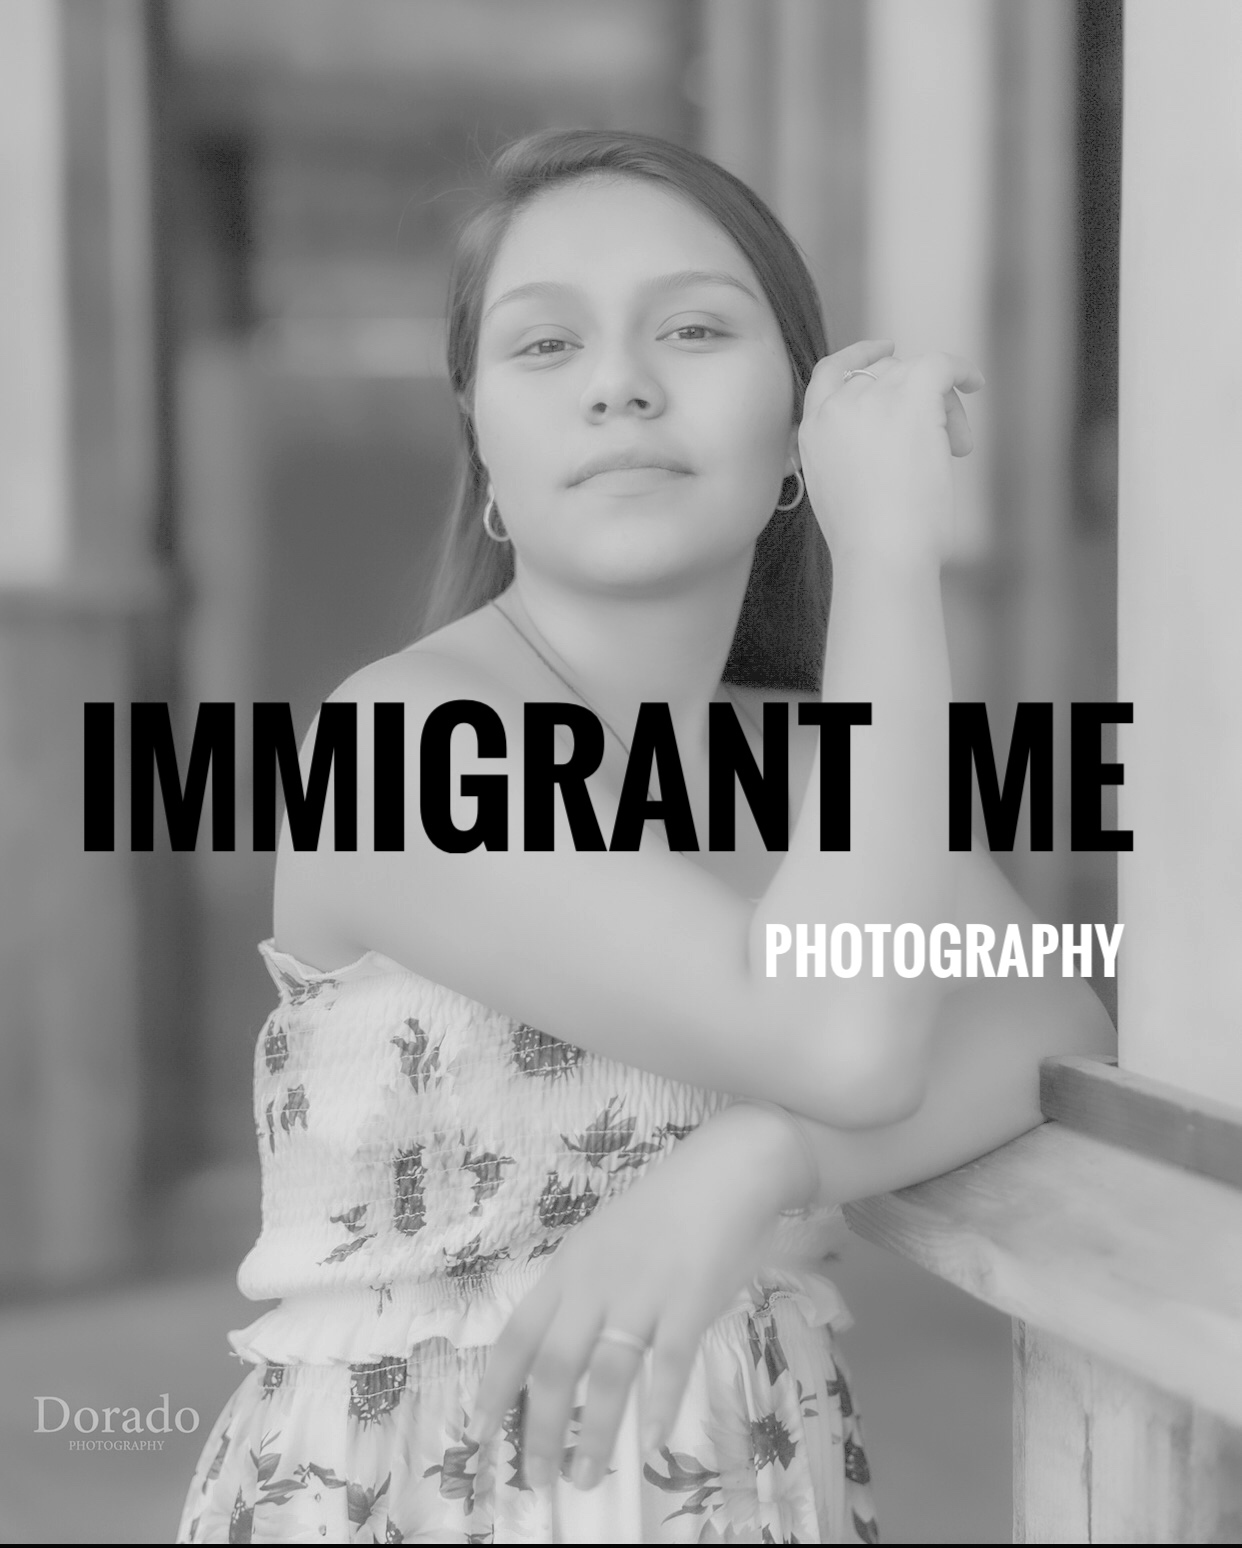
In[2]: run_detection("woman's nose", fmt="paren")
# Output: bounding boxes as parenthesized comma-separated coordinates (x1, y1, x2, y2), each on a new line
(580, 344, 666, 421)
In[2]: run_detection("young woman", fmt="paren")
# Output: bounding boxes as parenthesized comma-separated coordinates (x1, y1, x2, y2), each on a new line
(177, 130, 1113, 1544)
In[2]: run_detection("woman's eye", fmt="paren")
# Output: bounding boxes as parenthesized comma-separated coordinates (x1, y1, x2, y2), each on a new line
(664, 324, 723, 343)
(518, 338, 573, 357)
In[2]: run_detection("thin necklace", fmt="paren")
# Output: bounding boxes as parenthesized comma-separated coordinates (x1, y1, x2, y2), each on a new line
(490, 597, 635, 763)
(489, 597, 762, 759)
(488, 597, 765, 856)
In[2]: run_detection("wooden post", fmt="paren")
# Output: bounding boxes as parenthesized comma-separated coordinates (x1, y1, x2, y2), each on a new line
(1015, 1323, 1242, 1542)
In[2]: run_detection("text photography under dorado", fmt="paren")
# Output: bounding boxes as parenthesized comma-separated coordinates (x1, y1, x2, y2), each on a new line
(84, 695, 1132, 856)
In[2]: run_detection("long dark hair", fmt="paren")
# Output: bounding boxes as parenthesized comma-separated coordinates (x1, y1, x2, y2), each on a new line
(417, 129, 831, 690)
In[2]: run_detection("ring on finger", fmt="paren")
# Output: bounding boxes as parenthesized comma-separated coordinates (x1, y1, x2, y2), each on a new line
(596, 1326, 648, 1356)
(843, 367, 879, 383)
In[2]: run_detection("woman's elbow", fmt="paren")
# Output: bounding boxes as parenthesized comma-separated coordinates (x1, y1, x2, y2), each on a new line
(795, 1015, 931, 1130)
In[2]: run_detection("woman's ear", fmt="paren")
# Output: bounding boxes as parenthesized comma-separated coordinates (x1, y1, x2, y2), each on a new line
(457, 393, 486, 470)
(785, 423, 801, 474)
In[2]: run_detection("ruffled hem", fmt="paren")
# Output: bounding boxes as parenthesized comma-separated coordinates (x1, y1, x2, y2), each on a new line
(229, 1261, 853, 1368)
(229, 1260, 549, 1364)
(185, 1280, 878, 1544)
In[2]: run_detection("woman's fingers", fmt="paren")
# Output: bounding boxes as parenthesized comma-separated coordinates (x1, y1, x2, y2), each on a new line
(831, 337, 896, 371)
(569, 1333, 651, 1490)
(521, 1306, 605, 1487)
(944, 388, 973, 458)
(572, 1307, 704, 1489)
(638, 1307, 701, 1456)
(815, 347, 980, 458)
(810, 338, 895, 401)
(909, 356, 981, 459)
(811, 344, 984, 406)
(469, 1284, 560, 1444)
(906, 350, 985, 398)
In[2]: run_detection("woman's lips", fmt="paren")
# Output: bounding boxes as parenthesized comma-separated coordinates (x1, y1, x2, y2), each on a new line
(575, 466, 691, 494)
(568, 448, 694, 485)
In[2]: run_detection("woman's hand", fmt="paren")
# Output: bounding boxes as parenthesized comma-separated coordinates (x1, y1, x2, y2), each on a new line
(799, 338, 984, 568)
(466, 1102, 813, 1492)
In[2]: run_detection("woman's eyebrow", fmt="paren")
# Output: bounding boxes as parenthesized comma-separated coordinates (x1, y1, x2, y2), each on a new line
(482, 280, 577, 322)
(645, 268, 760, 304)
(482, 269, 760, 322)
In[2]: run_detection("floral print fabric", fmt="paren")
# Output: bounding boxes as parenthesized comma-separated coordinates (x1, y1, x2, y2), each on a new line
(234, 942, 740, 1309)
(178, 1290, 877, 1543)
(177, 943, 879, 1541)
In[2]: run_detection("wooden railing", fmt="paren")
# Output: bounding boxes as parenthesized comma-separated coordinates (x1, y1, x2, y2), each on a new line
(844, 1056, 1242, 1541)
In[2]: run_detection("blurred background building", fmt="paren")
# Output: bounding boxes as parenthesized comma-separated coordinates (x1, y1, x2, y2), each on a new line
(0, 1, 1121, 1540)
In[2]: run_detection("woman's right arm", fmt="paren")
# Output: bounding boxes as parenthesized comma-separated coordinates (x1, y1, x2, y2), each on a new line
(281, 344, 982, 1131)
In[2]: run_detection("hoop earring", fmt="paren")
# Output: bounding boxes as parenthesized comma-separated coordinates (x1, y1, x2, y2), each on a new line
(482, 493, 509, 543)
(774, 469, 805, 512)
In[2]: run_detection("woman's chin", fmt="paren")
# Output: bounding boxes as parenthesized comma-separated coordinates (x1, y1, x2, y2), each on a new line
(546, 541, 737, 599)
(526, 510, 757, 596)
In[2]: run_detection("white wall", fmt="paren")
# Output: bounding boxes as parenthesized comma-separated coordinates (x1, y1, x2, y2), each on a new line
(1118, 0, 1242, 1102)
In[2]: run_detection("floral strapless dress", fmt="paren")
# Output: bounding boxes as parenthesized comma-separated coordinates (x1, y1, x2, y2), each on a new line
(176, 942, 879, 1544)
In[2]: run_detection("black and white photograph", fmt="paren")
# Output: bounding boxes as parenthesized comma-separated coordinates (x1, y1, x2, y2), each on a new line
(2, 1, 1240, 1542)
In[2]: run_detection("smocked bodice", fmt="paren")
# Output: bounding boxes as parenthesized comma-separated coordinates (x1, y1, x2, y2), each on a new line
(230, 940, 848, 1365)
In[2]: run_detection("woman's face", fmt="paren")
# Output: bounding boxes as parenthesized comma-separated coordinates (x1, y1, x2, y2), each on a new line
(472, 175, 798, 594)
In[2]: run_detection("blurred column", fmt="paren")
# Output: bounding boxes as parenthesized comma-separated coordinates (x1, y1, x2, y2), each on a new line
(771, 0, 868, 348)
(0, 0, 166, 1286)
(868, 1, 1087, 929)
(1118, 0, 1242, 1102)
(865, 0, 996, 565)
(697, 0, 868, 343)
(697, 0, 774, 201)
(986, 0, 1081, 920)
(176, 143, 269, 1169)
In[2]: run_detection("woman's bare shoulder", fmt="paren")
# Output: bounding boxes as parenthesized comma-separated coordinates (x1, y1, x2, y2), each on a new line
(274, 611, 518, 967)
(327, 609, 513, 712)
